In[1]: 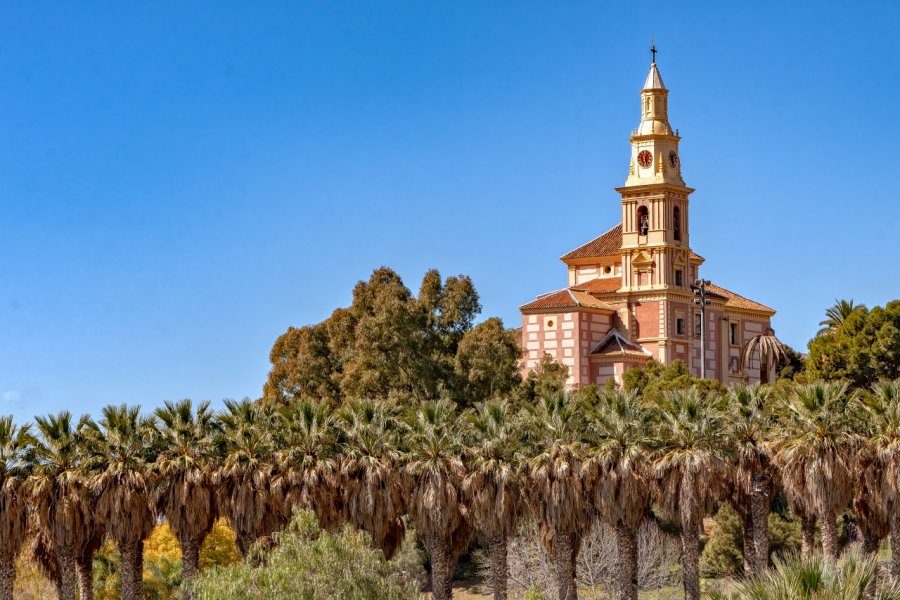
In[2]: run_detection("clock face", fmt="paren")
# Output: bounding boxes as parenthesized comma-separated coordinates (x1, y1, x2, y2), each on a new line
(637, 150, 652, 168)
(668, 151, 678, 167)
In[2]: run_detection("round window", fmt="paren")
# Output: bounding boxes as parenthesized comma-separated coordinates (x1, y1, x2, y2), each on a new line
(546, 320, 554, 328)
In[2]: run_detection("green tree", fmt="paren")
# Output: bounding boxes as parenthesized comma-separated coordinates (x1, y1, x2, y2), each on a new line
(84, 405, 158, 600)
(263, 325, 339, 406)
(0, 417, 32, 600)
(262, 268, 485, 405)
(454, 318, 522, 406)
(401, 400, 471, 600)
(462, 401, 525, 600)
(622, 360, 725, 403)
(652, 389, 730, 600)
(807, 300, 900, 388)
(153, 399, 221, 592)
(517, 355, 569, 405)
(817, 299, 866, 337)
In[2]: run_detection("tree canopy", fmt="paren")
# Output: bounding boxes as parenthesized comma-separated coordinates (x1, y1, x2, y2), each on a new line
(807, 300, 900, 388)
(262, 268, 521, 407)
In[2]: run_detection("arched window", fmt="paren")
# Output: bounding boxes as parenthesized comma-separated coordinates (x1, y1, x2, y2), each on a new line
(637, 206, 649, 235)
(673, 206, 681, 241)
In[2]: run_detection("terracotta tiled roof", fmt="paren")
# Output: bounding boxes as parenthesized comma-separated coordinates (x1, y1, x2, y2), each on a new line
(561, 225, 622, 260)
(519, 288, 616, 312)
(704, 282, 775, 315)
(572, 277, 623, 294)
(590, 329, 652, 360)
(562, 223, 704, 264)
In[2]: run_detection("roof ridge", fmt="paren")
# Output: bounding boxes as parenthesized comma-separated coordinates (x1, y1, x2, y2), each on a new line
(706, 282, 776, 314)
(560, 223, 622, 261)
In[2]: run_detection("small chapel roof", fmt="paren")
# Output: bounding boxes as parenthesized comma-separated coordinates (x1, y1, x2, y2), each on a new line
(590, 329, 652, 360)
(519, 288, 615, 313)
(643, 62, 666, 91)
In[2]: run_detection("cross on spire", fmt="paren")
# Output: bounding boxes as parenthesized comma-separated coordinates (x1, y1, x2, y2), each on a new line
(650, 36, 657, 64)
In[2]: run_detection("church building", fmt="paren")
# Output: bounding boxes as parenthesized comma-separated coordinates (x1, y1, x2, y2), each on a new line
(519, 52, 776, 388)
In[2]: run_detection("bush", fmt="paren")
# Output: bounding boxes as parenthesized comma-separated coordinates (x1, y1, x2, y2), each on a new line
(711, 550, 900, 599)
(184, 510, 419, 600)
(701, 497, 805, 578)
(701, 504, 745, 578)
(495, 518, 681, 598)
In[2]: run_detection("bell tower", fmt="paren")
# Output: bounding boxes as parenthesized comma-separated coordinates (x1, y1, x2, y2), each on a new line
(617, 43, 694, 292)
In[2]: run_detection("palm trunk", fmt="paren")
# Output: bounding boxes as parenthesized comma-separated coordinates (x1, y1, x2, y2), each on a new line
(680, 519, 701, 600)
(76, 552, 94, 600)
(891, 513, 900, 581)
(801, 514, 817, 560)
(426, 534, 453, 600)
(863, 533, 881, 599)
(488, 536, 508, 600)
(0, 550, 14, 600)
(119, 540, 145, 600)
(553, 531, 578, 600)
(615, 523, 638, 600)
(180, 536, 202, 600)
(820, 510, 838, 562)
(741, 510, 755, 578)
(57, 548, 78, 600)
(750, 474, 771, 575)
(120, 541, 135, 600)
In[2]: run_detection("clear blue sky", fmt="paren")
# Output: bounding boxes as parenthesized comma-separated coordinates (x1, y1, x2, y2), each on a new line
(2, 2, 898, 423)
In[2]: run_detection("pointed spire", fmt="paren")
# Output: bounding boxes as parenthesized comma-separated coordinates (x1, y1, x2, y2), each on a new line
(643, 38, 666, 90)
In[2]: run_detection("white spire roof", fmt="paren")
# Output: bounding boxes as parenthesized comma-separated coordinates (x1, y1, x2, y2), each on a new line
(643, 63, 666, 90)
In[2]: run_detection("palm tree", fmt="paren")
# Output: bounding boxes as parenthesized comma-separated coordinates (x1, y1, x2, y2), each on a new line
(582, 389, 654, 600)
(461, 401, 525, 600)
(773, 382, 858, 561)
(524, 390, 592, 600)
(741, 328, 789, 384)
(401, 399, 471, 600)
(817, 299, 865, 336)
(337, 399, 406, 559)
(725, 384, 777, 576)
(153, 399, 220, 589)
(84, 404, 157, 600)
(653, 389, 730, 600)
(852, 445, 891, 599)
(272, 400, 342, 532)
(215, 399, 280, 557)
(858, 379, 900, 580)
(0, 417, 32, 600)
(27, 411, 94, 600)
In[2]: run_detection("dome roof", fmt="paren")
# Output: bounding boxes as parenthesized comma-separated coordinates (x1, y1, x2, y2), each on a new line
(637, 119, 672, 136)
